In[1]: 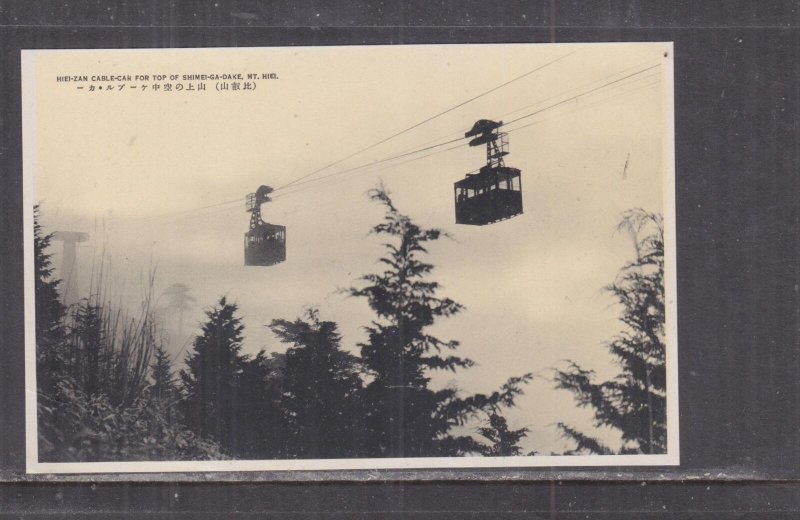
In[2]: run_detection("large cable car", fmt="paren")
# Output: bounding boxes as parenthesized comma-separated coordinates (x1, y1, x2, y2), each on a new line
(244, 185, 286, 266)
(454, 119, 523, 225)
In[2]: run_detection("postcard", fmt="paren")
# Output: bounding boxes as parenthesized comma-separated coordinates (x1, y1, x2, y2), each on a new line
(22, 42, 677, 473)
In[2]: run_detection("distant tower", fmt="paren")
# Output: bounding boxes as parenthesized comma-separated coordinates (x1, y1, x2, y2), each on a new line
(52, 231, 89, 306)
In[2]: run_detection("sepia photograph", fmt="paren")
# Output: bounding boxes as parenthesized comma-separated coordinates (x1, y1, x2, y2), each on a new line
(22, 42, 677, 473)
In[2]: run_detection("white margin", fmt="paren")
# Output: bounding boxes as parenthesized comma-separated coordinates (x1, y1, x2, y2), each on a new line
(663, 42, 680, 466)
(22, 49, 41, 472)
(29, 454, 676, 474)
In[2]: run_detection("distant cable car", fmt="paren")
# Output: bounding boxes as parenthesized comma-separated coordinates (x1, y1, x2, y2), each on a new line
(244, 185, 286, 266)
(454, 119, 523, 225)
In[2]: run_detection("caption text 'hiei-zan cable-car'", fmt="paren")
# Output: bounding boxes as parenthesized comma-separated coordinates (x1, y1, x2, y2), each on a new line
(454, 119, 523, 225)
(244, 185, 286, 266)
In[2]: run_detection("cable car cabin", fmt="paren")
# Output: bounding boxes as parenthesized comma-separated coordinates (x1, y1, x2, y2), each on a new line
(244, 223, 286, 266)
(244, 185, 286, 266)
(455, 119, 523, 225)
(454, 166, 522, 225)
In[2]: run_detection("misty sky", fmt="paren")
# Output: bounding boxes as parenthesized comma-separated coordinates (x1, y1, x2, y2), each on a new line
(26, 43, 672, 456)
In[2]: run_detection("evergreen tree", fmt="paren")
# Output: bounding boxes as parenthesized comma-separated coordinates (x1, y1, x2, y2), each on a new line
(34, 205, 67, 395)
(236, 350, 287, 459)
(161, 283, 196, 339)
(69, 301, 105, 397)
(349, 186, 532, 457)
(151, 344, 176, 403)
(34, 205, 65, 337)
(270, 309, 365, 458)
(554, 209, 666, 454)
(477, 411, 531, 456)
(180, 296, 247, 453)
(148, 343, 180, 449)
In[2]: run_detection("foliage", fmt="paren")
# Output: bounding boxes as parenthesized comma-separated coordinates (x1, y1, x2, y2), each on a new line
(151, 344, 176, 402)
(34, 204, 67, 395)
(477, 411, 531, 456)
(38, 377, 223, 462)
(35, 191, 541, 461)
(348, 185, 532, 457)
(33, 205, 66, 336)
(554, 209, 666, 454)
(59, 292, 157, 408)
(37, 296, 223, 462)
(270, 309, 365, 458)
(179, 296, 248, 452)
(34, 208, 225, 462)
(234, 350, 287, 459)
(555, 423, 613, 456)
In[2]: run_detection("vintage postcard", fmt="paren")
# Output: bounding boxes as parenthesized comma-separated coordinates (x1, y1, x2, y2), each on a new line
(22, 42, 678, 473)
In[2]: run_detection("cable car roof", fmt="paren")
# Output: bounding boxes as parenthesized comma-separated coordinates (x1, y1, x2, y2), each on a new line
(454, 166, 521, 189)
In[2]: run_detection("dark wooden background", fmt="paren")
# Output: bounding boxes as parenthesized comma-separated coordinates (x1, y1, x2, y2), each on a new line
(1, 1, 799, 516)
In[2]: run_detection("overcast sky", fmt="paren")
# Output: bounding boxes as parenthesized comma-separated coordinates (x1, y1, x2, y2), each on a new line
(26, 43, 672, 456)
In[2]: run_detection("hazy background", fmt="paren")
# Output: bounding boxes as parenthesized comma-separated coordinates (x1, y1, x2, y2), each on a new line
(28, 43, 670, 455)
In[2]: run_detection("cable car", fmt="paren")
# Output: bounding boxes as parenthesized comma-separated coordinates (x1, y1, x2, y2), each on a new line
(454, 119, 523, 225)
(244, 185, 286, 266)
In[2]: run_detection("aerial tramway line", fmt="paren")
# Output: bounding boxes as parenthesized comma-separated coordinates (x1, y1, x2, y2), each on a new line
(116, 55, 659, 267)
(241, 59, 661, 266)
(244, 117, 526, 266)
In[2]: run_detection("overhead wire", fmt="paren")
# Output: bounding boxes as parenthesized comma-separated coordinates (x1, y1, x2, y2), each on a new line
(110, 59, 663, 225)
(498, 58, 662, 122)
(274, 142, 468, 200)
(502, 72, 662, 136)
(274, 50, 576, 191)
(277, 70, 662, 200)
(113, 197, 242, 225)
(382, 57, 662, 159)
(271, 136, 466, 194)
(108, 52, 576, 227)
(274, 62, 663, 197)
(503, 63, 662, 127)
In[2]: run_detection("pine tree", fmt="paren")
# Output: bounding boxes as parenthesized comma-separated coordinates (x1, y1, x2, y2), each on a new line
(151, 344, 176, 403)
(236, 350, 287, 459)
(34, 205, 67, 395)
(148, 343, 181, 447)
(69, 301, 105, 397)
(147, 343, 180, 447)
(349, 186, 532, 457)
(477, 411, 531, 456)
(161, 283, 196, 339)
(270, 309, 365, 458)
(180, 296, 247, 453)
(554, 209, 666, 454)
(34, 205, 65, 336)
